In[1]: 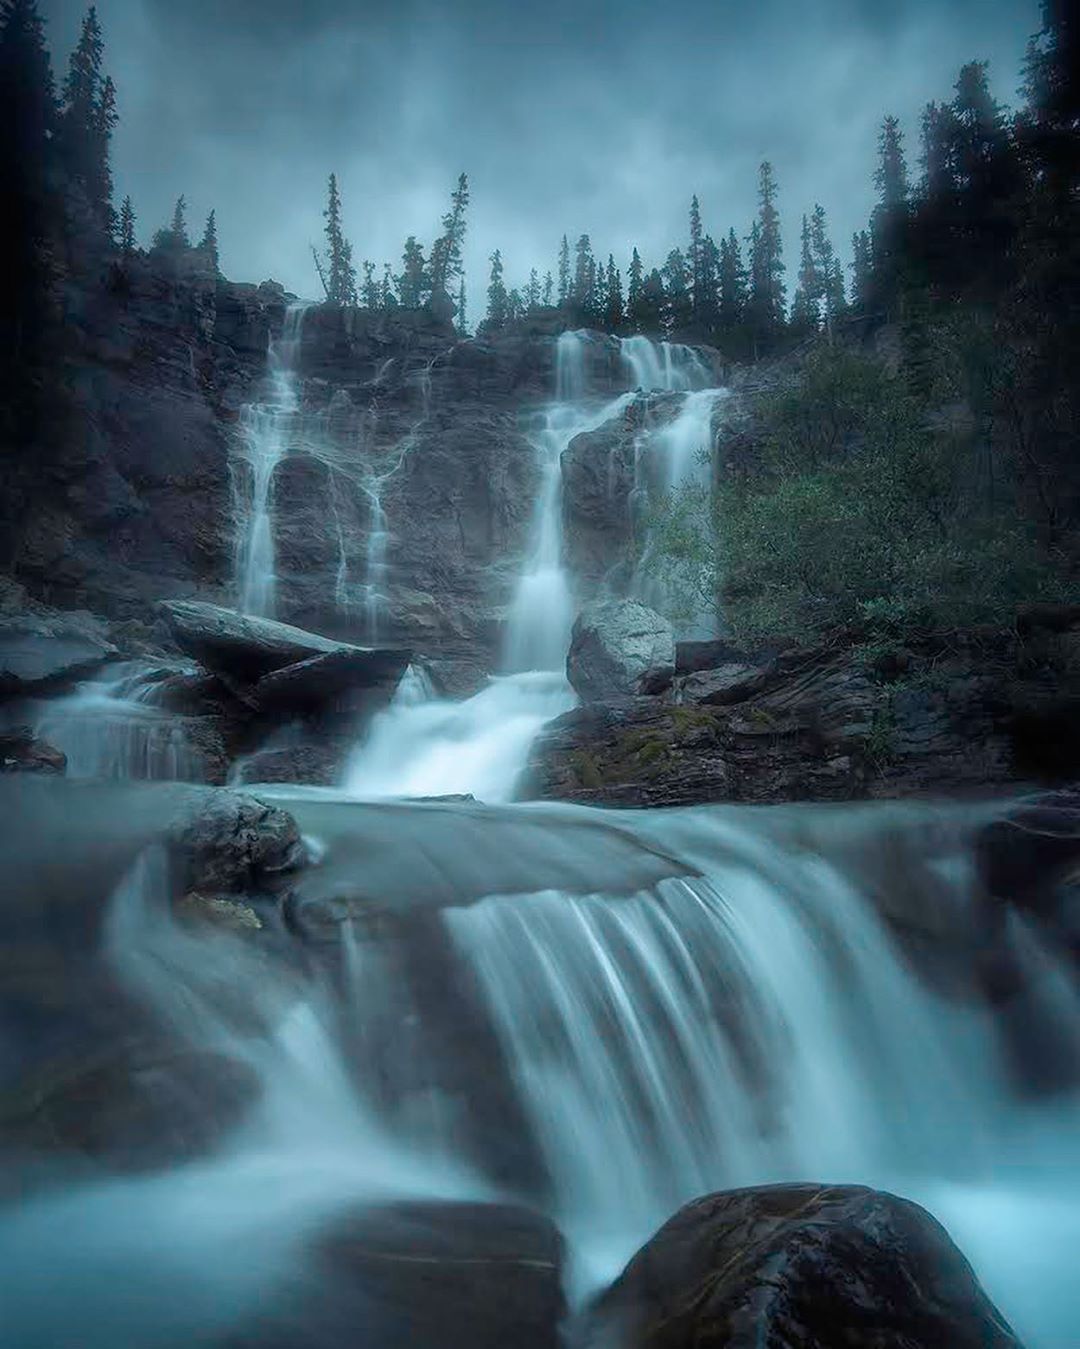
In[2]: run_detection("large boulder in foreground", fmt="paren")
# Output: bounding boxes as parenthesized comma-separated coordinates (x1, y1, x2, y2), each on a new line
(567, 599, 675, 701)
(581, 1183, 1022, 1349)
(233, 1200, 565, 1349)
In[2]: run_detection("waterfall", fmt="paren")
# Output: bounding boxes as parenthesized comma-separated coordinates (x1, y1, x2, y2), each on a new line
(619, 335, 711, 392)
(233, 302, 310, 618)
(27, 662, 204, 781)
(362, 479, 389, 642)
(505, 333, 634, 674)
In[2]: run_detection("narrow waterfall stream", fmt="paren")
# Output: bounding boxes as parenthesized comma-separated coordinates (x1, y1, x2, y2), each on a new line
(233, 302, 311, 619)
(3, 332, 1078, 1349)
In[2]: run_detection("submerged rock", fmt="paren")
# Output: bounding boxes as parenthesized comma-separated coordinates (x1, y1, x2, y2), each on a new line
(567, 599, 675, 701)
(233, 1200, 565, 1349)
(166, 784, 305, 894)
(581, 1183, 1023, 1349)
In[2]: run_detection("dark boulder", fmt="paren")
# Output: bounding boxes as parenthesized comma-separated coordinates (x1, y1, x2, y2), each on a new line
(0, 611, 117, 694)
(567, 599, 675, 702)
(581, 1183, 1022, 1349)
(166, 784, 305, 894)
(231, 1200, 565, 1349)
(159, 601, 354, 686)
(676, 661, 771, 706)
(231, 742, 348, 787)
(675, 638, 752, 675)
(0, 727, 66, 775)
(251, 646, 410, 714)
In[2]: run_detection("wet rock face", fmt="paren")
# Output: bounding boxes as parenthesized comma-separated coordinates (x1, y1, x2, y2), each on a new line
(581, 1183, 1023, 1349)
(567, 599, 675, 701)
(0, 611, 117, 694)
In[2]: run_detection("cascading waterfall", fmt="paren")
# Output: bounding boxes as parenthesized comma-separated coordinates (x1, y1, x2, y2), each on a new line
(233, 302, 310, 618)
(619, 334, 711, 392)
(505, 332, 634, 674)
(25, 662, 203, 781)
(344, 332, 635, 801)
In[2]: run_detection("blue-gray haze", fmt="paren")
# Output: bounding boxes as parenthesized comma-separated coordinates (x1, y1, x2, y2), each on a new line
(42, 0, 1037, 319)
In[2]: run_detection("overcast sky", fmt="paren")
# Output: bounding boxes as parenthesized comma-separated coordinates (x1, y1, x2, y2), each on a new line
(42, 0, 1038, 322)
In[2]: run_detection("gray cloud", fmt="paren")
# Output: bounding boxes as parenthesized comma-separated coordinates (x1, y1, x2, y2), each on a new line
(43, 0, 1038, 321)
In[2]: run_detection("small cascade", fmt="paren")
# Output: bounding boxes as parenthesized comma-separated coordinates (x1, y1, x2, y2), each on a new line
(343, 671, 573, 802)
(30, 663, 204, 781)
(505, 332, 634, 674)
(233, 302, 311, 618)
(620, 334, 711, 392)
(362, 479, 389, 641)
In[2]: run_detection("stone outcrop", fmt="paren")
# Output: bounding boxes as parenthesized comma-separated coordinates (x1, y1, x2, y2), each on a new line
(0, 609, 117, 693)
(0, 727, 66, 774)
(566, 599, 675, 701)
(581, 1183, 1022, 1349)
(525, 630, 1080, 807)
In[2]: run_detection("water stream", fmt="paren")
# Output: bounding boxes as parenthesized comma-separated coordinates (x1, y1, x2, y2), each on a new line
(3, 332, 1078, 1348)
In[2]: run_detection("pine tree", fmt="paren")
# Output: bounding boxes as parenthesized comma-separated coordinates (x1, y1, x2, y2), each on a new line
(626, 247, 645, 331)
(1021, 0, 1080, 205)
(748, 161, 786, 352)
(118, 194, 136, 254)
(153, 194, 189, 252)
(637, 268, 667, 335)
(603, 255, 624, 332)
(698, 233, 721, 334)
(688, 194, 706, 324)
(198, 208, 219, 273)
(572, 234, 594, 311)
(790, 213, 819, 334)
(506, 287, 524, 322)
(456, 276, 468, 335)
(875, 114, 909, 210)
(362, 260, 379, 309)
(381, 263, 397, 309)
(557, 235, 571, 306)
(485, 248, 508, 329)
(524, 267, 541, 312)
(871, 114, 910, 319)
(92, 72, 116, 231)
(850, 229, 873, 314)
(662, 247, 691, 333)
(0, 0, 58, 357)
(397, 235, 428, 308)
(322, 173, 356, 306)
(542, 271, 554, 306)
(718, 229, 748, 337)
(810, 203, 845, 333)
(429, 172, 469, 299)
(60, 8, 101, 184)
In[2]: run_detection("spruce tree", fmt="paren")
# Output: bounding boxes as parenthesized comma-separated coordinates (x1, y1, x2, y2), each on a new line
(456, 276, 468, 335)
(381, 263, 397, 308)
(688, 195, 705, 324)
(198, 208, 219, 273)
(626, 247, 645, 330)
(486, 248, 508, 329)
(698, 234, 721, 334)
(118, 194, 136, 254)
(718, 229, 748, 337)
(790, 212, 819, 334)
(850, 229, 873, 314)
(0, 0, 58, 357)
(362, 260, 379, 309)
(525, 267, 541, 312)
(662, 247, 691, 333)
(397, 235, 427, 308)
(506, 287, 524, 322)
(429, 172, 469, 299)
(603, 255, 624, 332)
(747, 162, 786, 353)
(322, 173, 356, 306)
(60, 8, 102, 186)
(637, 268, 667, 335)
(871, 114, 910, 319)
(557, 235, 571, 306)
(810, 203, 845, 333)
(542, 271, 554, 306)
(153, 194, 190, 252)
(572, 234, 594, 311)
